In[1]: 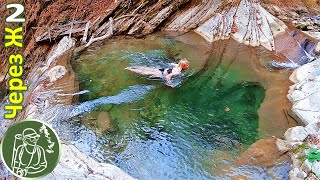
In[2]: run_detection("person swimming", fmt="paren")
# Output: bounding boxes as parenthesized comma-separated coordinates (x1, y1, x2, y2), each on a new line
(159, 58, 189, 84)
(125, 58, 190, 86)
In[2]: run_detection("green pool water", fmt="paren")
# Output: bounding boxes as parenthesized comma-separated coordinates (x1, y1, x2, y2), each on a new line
(72, 34, 266, 179)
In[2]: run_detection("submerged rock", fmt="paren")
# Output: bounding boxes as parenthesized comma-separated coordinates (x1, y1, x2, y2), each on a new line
(44, 143, 135, 180)
(234, 138, 289, 168)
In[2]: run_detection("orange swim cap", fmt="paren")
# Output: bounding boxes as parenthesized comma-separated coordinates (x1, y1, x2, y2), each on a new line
(179, 58, 190, 71)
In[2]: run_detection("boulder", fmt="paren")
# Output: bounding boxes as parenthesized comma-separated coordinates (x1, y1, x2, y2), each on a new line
(284, 126, 309, 142)
(276, 138, 302, 155)
(316, 42, 320, 53)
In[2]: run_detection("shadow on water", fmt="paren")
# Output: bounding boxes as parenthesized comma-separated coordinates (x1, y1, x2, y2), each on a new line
(67, 33, 291, 179)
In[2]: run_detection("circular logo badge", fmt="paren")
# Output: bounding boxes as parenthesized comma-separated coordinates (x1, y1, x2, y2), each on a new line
(1, 119, 61, 179)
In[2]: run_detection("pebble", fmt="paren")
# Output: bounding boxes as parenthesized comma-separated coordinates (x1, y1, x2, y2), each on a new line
(225, 106, 230, 112)
(297, 171, 308, 179)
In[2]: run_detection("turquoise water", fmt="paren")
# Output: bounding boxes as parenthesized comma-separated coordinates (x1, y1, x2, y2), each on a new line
(72, 35, 266, 179)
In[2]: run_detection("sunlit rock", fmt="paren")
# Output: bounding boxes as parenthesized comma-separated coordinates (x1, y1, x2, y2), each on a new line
(288, 58, 320, 124)
(301, 160, 313, 172)
(284, 126, 308, 142)
(194, 0, 287, 51)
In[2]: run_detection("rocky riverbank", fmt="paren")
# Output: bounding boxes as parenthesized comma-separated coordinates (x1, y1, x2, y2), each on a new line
(281, 57, 320, 180)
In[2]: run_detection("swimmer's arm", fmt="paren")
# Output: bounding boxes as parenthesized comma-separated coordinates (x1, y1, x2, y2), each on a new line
(165, 71, 180, 86)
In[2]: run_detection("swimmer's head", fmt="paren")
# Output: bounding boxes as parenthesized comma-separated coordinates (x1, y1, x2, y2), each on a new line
(179, 58, 190, 71)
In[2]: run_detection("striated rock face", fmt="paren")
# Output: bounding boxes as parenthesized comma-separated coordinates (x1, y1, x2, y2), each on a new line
(288, 58, 320, 125)
(166, 0, 287, 51)
(165, 0, 318, 68)
(195, 0, 287, 51)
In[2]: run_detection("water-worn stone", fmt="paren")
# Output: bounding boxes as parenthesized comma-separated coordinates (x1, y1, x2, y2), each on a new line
(294, 90, 320, 112)
(297, 171, 308, 179)
(46, 66, 67, 82)
(293, 109, 320, 125)
(289, 168, 304, 180)
(284, 126, 309, 142)
(316, 42, 320, 53)
(292, 155, 304, 168)
(276, 138, 302, 155)
(276, 138, 291, 154)
(234, 138, 290, 168)
(295, 59, 320, 82)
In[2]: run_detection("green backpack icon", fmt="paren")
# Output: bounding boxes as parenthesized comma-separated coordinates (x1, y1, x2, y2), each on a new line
(1, 119, 61, 179)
